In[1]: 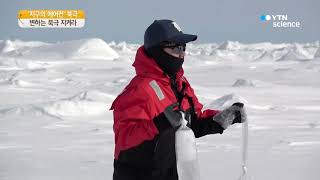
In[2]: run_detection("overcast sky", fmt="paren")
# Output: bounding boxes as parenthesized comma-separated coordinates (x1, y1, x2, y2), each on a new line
(1, 0, 319, 43)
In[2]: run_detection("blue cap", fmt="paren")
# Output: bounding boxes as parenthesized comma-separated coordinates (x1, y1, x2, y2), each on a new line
(144, 19, 197, 50)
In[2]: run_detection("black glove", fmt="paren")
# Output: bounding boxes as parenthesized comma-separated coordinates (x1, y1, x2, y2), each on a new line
(232, 102, 245, 124)
(163, 103, 184, 128)
(212, 102, 247, 129)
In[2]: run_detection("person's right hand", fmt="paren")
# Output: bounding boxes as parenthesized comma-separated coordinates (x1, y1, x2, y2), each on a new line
(212, 102, 247, 129)
(163, 103, 185, 128)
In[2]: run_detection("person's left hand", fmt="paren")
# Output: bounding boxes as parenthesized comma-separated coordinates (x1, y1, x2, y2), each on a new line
(212, 102, 247, 129)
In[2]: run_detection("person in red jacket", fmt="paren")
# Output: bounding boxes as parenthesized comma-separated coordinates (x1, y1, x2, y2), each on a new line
(110, 19, 246, 180)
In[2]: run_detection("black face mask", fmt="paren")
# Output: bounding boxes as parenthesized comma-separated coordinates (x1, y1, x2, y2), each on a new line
(148, 46, 184, 78)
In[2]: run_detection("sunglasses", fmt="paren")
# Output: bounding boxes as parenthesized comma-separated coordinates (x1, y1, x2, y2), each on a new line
(160, 43, 186, 54)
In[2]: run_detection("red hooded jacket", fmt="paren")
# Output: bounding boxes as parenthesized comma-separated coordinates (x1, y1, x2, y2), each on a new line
(110, 46, 220, 160)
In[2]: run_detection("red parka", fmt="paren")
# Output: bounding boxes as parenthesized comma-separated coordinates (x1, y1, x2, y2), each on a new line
(111, 46, 223, 180)
(111, 46, 221, 158)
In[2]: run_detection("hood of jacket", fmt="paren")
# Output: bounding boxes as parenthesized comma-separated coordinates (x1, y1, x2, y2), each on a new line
(132, 46, 184, 84)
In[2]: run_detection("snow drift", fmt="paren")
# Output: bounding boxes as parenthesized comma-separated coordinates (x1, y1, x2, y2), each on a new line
(1, 39, 319, 63)
(276, 44, 313, 61)
(42, 90, 113, 117)
(232, 79, 255, 87)
(0, 90, 113, 118)
(0, 38, 119, 60)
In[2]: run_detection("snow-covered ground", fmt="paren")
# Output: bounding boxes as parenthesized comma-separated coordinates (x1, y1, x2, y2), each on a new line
(0, 38, 319, 180)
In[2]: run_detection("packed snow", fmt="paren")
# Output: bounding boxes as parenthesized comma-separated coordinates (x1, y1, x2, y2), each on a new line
(1, 38, 319, 180)
(0, 38, 119, 61)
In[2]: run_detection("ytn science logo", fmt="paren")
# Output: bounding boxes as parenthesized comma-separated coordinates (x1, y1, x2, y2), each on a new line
(260, 14, 301, 28)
